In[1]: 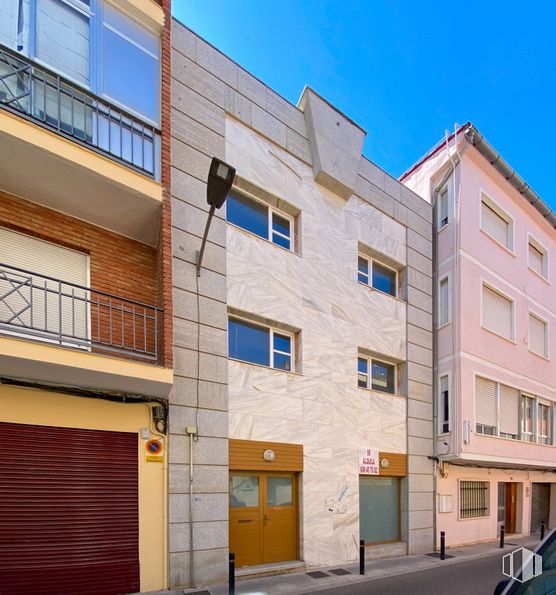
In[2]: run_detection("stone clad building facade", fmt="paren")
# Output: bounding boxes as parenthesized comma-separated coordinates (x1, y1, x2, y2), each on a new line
(169, 19, 434, 587)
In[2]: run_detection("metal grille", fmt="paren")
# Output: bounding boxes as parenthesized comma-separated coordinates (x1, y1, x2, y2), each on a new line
(0, 263, 161, 362)
(460, 481, 488, 519)
(0, 44, 160, 179)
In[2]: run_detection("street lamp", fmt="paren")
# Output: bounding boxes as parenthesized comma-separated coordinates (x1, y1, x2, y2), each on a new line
(195, 157, 236, 276)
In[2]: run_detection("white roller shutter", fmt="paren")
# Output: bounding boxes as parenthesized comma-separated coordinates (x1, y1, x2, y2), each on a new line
(0, 227, 89, 344)
(439, 278, 449, 325)
(483, 285, 513, 339)
(475, 376, 497, 428)
(481, 199, 510, 248)
(529, 243, 544, 276)
(499, 384, 519, 436)
(529, 314, 547, 357)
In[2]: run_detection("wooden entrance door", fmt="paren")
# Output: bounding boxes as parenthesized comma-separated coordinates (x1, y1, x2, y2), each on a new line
(229, 472, 297, 567)
(505, 482, 517, 534)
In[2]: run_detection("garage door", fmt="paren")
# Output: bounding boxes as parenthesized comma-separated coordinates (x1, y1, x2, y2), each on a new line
(0, 422, 140, 595)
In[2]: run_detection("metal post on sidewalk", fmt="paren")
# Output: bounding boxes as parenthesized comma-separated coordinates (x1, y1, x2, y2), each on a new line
(500, 525, 505, 549)
(440, 531, 446, 560)
(229, 552, 235, 595)
(360, 539, 365, 575)
(541, 521, 546, 541)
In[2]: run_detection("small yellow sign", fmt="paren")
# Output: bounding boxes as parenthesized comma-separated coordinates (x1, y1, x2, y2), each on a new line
(146, 455, 163, 463)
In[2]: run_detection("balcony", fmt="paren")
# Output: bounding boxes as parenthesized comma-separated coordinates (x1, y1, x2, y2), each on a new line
(0, 45, 163, 246)
(0, 263, 161, 362)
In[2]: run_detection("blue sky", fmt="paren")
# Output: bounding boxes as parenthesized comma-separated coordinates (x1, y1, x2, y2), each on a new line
(173, 1, 556, 208)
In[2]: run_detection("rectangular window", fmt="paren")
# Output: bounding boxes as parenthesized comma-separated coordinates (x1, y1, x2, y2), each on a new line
(521, 394, 535, 442)
(538, 402, 552, 445)
(482, 284, 513, 340)
(358, 255, 397, 297)
(357, 355, 396, 394)
(481, 195, 512, 250)
(359, 477, 400, 543)
(499, 384, 519, 439)
(475, 376, 497, 435)
(438, 188, 448, 229)
(228, 316, 294, 371)
(528, 238, 548, 279)
(439, 375, 450, 433)
(439, 277, 449, 326)
(529, 314, 548, 358)
(227, 190, 294, 251)
(460, 481, 488, 519)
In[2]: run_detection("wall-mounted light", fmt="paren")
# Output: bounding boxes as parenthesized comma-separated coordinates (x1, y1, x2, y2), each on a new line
(196, 157, 236, 276)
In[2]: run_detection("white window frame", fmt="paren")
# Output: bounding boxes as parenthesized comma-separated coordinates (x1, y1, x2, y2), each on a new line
(537, 400, 552, 445)
(520, 393, 536, 442)
(228, 188, 295, 253)
(481, 281, 515, 342)
(437, 185, 450, 230)
(438, 373, 450, 435)
(438, 274, 451, 327)
(357, 354, 397, 395)
(528, 311, 549, 359)
(527, 234, 549, 282)
(479, 191, 514, 253)
(228, 314, 295, 372)
(357, 254, 398, 298)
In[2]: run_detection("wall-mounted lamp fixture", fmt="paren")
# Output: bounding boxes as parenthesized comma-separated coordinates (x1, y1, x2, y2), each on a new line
(196, 157, 236, 277)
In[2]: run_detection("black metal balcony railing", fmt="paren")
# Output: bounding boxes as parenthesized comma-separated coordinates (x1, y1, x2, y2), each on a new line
(0, 44, 160, 179)
(0, 264, 162, 362)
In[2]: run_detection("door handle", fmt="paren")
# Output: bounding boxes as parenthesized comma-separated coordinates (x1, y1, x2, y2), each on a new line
(264, 514, 269, 526)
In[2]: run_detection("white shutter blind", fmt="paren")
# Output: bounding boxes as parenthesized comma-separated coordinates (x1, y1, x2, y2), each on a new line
(439, 278, 449, 325)
(475, 376, 497, 428)
(481, 200, 509, 247)
(0, 228, 89, 343)
(439, 190, 448, 226)
(499, 384, 519, 436)
(483, 285, 512, 339)
(529, 243, 544, 276)
(529, 314, 547, 356)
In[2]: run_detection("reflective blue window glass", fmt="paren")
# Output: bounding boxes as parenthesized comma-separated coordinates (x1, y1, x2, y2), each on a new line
(358, 357, 368, 388)
(372, 262, 396, 296)
(371, 361, 395, 394)
(273, 333, 291, 371)
(228, 318, 269, 366)
(271, 213, 291, 249)
(358, 256, 369, 284)
(227, 192, 268, 239)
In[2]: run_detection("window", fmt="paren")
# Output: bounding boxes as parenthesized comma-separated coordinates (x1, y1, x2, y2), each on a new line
(439, 277, 449, 326)
(460, 481, 488, 519)
(10, 0, 161, 123)
(538, 402, 552, 445)
(358, 355, 396, 394)
(439, 375, 450, 434)
(475, 376, 497, 435)
(227, 190, 294, 251)
(529, 313, 548, 358)
(358, 255, 397, 297)
(499, 384, 519, 439)
(521, 394, 535, 442)
(528, 237, 548, 279)
(481, 194, 513, 250)
(482, 284, 513, 340)
(228, 317, 293, 371)
(438, 187, 449, 229)
(359, 477, 400, 543)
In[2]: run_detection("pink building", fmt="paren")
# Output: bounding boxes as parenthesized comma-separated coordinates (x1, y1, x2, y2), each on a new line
(402, 124, 556, 548)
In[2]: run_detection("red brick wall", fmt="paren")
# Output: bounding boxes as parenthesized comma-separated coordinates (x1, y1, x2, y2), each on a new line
(0, 191, 158, 308)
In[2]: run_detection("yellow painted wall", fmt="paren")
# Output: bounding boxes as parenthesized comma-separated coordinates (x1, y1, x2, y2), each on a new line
(0, 384, 167, 592)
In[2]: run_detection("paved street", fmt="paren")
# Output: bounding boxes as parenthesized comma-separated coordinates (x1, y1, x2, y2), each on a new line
(311, 550, 507, 595)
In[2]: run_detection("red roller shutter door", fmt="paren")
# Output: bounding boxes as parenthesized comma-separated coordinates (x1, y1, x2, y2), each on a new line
(0, 422, 140, 595)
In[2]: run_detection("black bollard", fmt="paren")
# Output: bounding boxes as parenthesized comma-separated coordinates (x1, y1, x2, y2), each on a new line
(440, 531, 446, 560)
(229, 552, 235, 595)
(360, 539, 365, 575)
(541, 521, 546, 541)
(500, 525, 505, 549)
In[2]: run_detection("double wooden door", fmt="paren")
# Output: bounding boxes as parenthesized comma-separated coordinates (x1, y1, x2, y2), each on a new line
(229, 472, 297, 567)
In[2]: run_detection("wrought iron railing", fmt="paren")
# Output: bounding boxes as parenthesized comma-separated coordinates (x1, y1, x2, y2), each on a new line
(0, 44, 160, 179)
(0, 263, 162, 362)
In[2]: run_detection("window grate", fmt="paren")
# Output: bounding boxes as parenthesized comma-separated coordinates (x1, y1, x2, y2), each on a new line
(460, 481, 488, 519)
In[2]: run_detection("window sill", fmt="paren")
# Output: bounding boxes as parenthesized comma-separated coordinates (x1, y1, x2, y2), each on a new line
(227, 222, 301, 257)
(528, 266, 550, 285)
(228, 356, 302, 376)
(479, 228, 516, 257)
(474, 432, 554, 447)
(357, 386, 402, 398)
(357, 281, 404, 304)
(437, 321, 451, 330)
(480, 325, 516, 345)
(528, 348, 550, 362)
(437, 222, 449, 235)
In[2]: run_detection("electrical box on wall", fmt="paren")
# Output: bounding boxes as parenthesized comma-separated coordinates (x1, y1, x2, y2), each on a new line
(438, 495, 453, 513)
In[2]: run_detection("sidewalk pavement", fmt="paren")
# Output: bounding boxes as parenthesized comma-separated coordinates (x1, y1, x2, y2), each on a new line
(144, 534, 541, 595)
